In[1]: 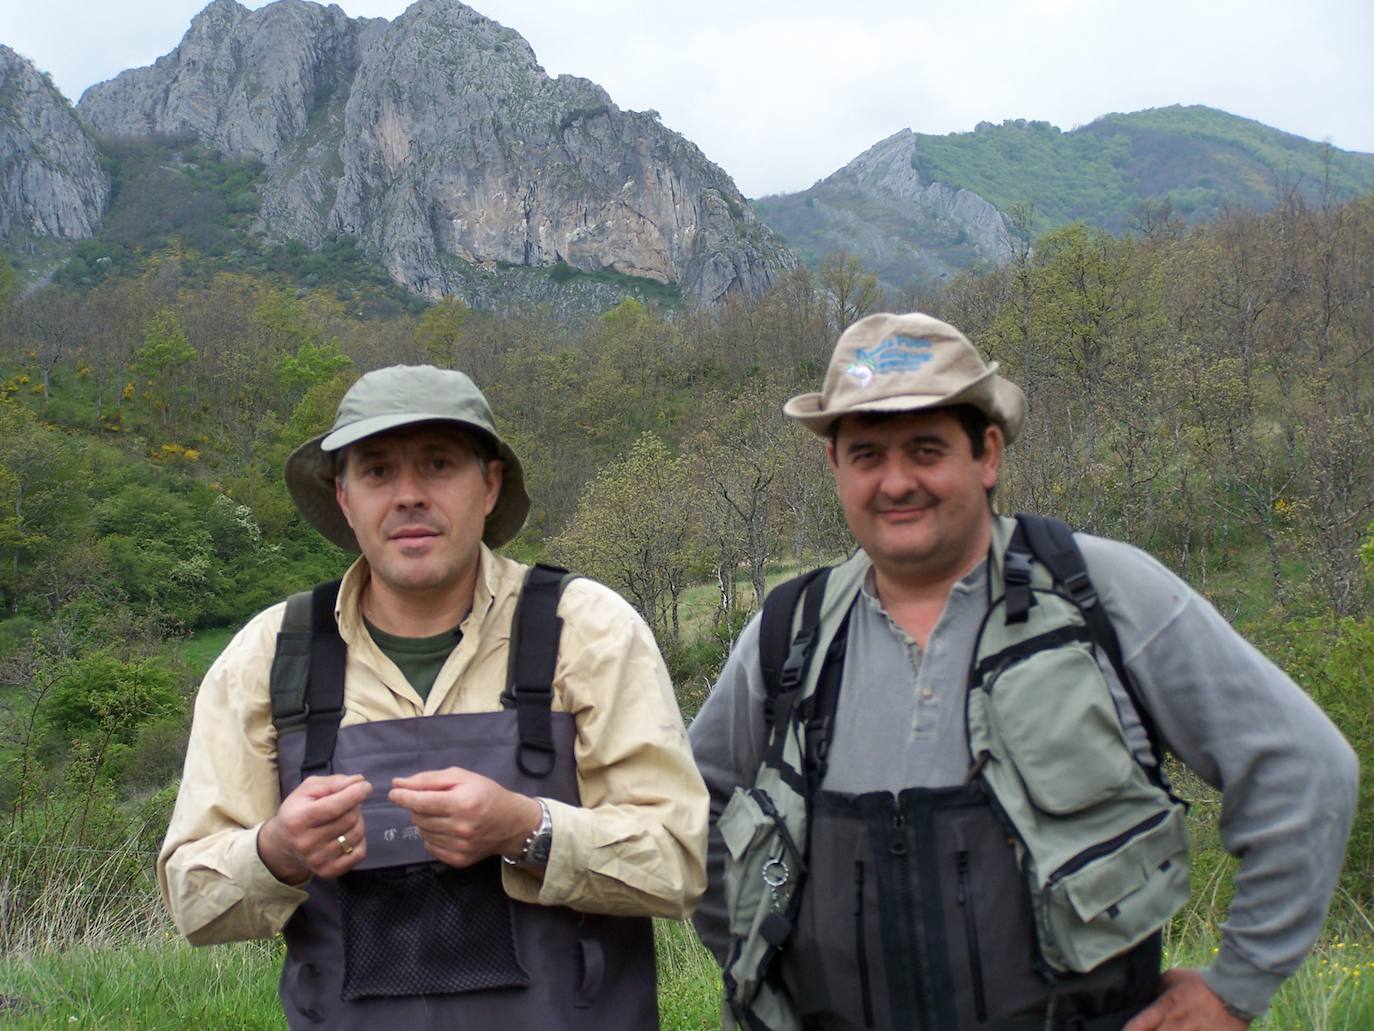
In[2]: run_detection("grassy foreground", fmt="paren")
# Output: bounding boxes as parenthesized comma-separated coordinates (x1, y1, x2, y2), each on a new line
(3, 921, 1373, 1029)
(0, 920, 721, 1030)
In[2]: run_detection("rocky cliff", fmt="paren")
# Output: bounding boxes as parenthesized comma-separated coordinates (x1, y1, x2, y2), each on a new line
(753, 129, 1011, 298)
(77, 0, 793, 305)
(0, 45, 109, 242)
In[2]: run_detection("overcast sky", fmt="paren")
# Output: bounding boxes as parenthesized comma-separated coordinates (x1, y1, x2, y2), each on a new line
(5, 0, 1372, 198)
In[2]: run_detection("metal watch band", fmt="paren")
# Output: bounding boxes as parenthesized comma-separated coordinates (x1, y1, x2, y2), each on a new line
(502, 797, 552, 868)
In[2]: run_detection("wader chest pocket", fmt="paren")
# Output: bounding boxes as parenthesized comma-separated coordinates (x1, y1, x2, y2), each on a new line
(337, 859, 529, 1000)
(1044, 804, 1190, 973)
(988, 642, 1135, 814)
(720, 787, 779, 940)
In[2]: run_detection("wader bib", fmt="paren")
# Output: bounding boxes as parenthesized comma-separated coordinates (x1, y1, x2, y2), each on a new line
(719, 515, 1183, 1031)
(269, 568, 658, 1030)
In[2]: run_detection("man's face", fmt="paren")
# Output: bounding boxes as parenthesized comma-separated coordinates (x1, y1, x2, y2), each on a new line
(335, 424, 502, 599)
(828, 409, 1002, 585)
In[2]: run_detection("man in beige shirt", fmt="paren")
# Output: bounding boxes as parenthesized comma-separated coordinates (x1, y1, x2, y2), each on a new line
(159, 365, 707, 1029)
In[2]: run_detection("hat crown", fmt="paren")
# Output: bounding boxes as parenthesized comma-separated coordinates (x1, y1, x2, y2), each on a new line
(821, 313, 989, 409)
(331, 365, 495, 439)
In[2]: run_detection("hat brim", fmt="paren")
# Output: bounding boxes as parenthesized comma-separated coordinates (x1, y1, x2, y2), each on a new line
(783, 366, 1024, 444)
(284, 419, 531, 552)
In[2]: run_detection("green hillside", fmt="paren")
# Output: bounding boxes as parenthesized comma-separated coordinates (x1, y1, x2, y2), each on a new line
(910, 105, 1374, 231)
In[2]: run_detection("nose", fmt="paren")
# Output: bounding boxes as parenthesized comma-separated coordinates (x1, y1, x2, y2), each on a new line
(877, 453, 921, 500)
(391, 463, 429, 508)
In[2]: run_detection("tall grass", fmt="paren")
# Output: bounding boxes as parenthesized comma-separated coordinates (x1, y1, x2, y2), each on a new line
(0, 923, 720, 1030)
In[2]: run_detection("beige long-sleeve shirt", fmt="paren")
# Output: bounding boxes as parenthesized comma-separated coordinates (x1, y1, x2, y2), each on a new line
(159, 546, 708, 945)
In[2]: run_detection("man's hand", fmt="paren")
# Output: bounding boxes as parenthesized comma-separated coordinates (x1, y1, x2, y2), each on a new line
(389, 767, 542, 868)
(257, 773, 373, 884)
(1123, 968, 1251, 1030)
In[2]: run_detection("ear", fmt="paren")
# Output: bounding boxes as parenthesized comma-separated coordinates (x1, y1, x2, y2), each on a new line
(825, 437, 839, 470)
(483, 459, 504, 517)
(335, 473, 355, 529)
(980, 424, 1004, 491)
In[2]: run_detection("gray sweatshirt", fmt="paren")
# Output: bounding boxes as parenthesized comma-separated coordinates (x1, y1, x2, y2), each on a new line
(689, 526, 1358, 1017)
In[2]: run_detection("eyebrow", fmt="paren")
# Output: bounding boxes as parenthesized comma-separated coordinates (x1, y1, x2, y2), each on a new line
(843, 432, 950, 456)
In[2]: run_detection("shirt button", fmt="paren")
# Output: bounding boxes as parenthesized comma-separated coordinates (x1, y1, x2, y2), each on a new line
(921, 687, 934, 700)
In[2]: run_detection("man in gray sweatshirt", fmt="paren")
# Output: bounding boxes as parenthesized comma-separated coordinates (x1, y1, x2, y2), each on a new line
(690, 312, 1357, 1030)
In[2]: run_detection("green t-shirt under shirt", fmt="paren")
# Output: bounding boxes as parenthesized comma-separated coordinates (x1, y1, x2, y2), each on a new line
(363, 618, 462, 702)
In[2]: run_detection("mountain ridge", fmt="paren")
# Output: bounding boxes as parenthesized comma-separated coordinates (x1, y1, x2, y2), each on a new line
(754, 104, 1374, 295)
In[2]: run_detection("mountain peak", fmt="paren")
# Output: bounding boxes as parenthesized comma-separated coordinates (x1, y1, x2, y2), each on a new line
(67, 0, 793, 305)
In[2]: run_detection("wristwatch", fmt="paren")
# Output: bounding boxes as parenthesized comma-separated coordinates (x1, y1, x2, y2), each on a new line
(503, 798, 553, 868)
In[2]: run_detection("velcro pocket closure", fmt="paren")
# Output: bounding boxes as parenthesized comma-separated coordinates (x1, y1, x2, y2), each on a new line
(1063, 808, 1189, 922)
(720, 787, 770, 861)
(1044, 804, 1191, 973)
(988, 642, 1135, 814)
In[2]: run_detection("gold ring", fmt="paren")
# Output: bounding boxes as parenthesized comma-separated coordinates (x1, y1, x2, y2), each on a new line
(338, 834, 353, 856)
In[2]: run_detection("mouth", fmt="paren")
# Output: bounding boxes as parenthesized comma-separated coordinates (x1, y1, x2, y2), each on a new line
(873, 502, 934, 522)
(388, 526, 441, 542)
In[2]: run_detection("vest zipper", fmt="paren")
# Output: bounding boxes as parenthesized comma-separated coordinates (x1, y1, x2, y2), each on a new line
(956, 850, 988, 1024)
(1041, 809, 1172, 953)
(886, 808, 929, 1025)
(854, 860, 875, 1029)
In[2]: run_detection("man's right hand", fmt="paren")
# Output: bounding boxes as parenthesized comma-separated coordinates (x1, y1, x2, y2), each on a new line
(257, 774, 373, 884)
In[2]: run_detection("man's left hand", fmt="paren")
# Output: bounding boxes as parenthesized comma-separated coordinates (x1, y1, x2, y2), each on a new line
(389, 767, 542, 868)
(1123, 968, 1251, 1030)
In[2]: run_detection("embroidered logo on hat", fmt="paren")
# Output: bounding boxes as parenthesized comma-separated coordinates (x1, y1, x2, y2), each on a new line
(854, 335, 935, 375)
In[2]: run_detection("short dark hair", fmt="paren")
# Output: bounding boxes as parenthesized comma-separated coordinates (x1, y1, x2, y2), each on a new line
(335, 421, 498, 479)
(826, 404, 991, 458)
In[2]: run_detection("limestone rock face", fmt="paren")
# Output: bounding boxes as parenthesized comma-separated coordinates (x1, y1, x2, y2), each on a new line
(840, 130, 1011, 261)
(754, 129, 1011, 298)
(0, 45, 109, 241)
(77, 0, 793, 304)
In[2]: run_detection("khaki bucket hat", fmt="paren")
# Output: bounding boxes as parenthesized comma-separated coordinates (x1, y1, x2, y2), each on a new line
(285, 365, 530, 551)
(783, 311, 1026, 443)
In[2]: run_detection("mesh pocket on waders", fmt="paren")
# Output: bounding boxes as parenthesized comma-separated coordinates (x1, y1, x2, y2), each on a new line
(337, 859, 530, 1000)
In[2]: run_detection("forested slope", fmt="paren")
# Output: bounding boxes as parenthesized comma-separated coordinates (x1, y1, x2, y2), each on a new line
(0, 189, 1371, 956)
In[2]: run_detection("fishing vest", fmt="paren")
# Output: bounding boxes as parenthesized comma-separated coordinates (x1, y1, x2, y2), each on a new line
(267, 565, 659, 1030)
(718, 515, 1189, 1031)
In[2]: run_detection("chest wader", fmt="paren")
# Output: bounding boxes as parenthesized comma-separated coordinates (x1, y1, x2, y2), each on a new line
(268, 565, 658, 1031)
(719, 516, 1188, 1031)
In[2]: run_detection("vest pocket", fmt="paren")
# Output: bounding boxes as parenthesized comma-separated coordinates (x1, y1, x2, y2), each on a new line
(986, 642, 1135, 814)
(1042, 804, 1190, 973)
(336, 859, 530, 999)
(955, 851, 988, 1024)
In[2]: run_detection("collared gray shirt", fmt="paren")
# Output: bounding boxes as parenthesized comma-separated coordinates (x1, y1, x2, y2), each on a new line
(824, 565, 986, 792)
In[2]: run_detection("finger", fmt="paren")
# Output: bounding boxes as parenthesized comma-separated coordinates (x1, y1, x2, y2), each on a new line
(389, 785, 467, 816)
(298, 773, 370, 798)
(312, 813, 368, 868)
(1121, 1003, 1165, 1031)
(295, 781, 374, 826)
(391, 767, 468, 791)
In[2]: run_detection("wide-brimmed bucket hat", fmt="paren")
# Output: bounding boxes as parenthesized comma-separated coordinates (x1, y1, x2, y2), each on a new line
(285, 365, 530, 550)
(783, 312, 1026, 443)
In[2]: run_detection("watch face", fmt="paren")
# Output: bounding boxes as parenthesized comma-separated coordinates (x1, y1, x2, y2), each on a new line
(529, 831, 553, 865)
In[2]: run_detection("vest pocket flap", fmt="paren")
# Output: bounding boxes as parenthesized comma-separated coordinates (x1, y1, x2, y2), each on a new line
(988, 643, 1135, 815)
(720, 787, 770, 860)
(1061, 806, 1189, 924)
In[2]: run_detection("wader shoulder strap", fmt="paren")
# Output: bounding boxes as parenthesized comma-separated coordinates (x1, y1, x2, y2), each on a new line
(266, 579, 346, 777)
(1010, 513, 1167, 772)
(502, 563, 580, 778)
(759, 568, 828, 728)
(759, 567, 851, 792)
